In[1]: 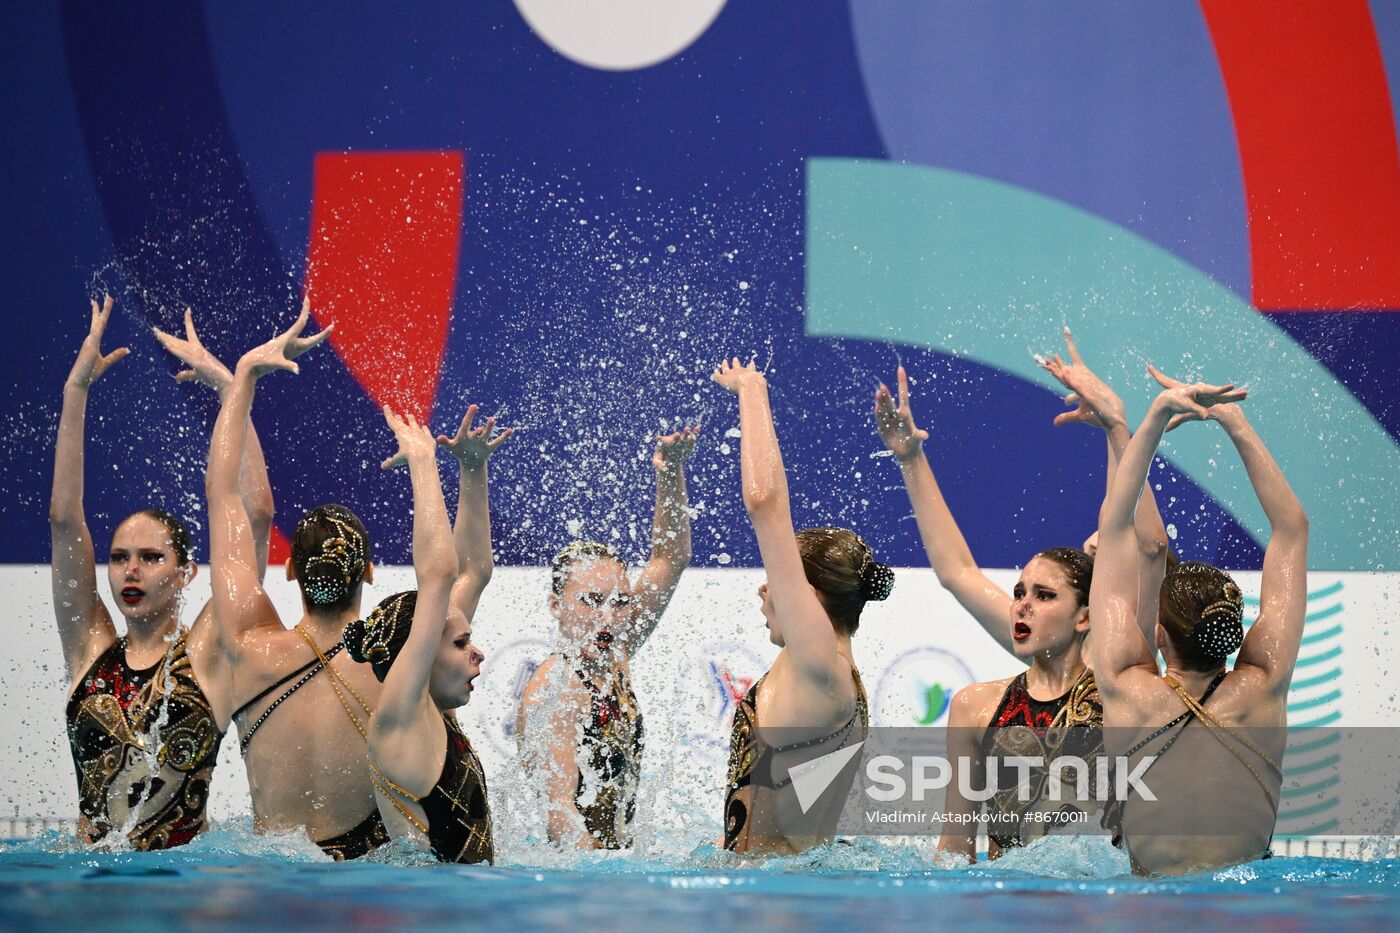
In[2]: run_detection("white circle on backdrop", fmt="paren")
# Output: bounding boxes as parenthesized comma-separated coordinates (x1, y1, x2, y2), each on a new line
(514, 0, 728, 71)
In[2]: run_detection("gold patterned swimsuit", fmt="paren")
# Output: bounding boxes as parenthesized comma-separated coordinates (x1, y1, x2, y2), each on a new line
(372, 714, 494, 864)
(980, 669, 1106, 851)
(65, 635, 222, 849)
(573, 665, 644, 849)
(724, 668, 869, 852)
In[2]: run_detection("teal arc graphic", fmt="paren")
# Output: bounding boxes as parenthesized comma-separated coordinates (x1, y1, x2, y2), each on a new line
(804, 159, 1400, 571)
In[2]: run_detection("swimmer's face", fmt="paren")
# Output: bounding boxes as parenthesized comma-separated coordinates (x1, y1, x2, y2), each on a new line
(430, 608, 483, 710)
(107, 514, 193, 622)
(1009, 556, 1089, 660)
(1082, 531, 1099, 558)
(551, 558, 632, 661)
(758, 582, 782, 647)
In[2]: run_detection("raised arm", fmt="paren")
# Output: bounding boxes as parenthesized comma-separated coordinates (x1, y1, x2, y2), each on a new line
(713, 359, 842, 683)
(1197, 403, 1307, 692)
(1090, 371, 1245, 686)
(436, 404, 513, 623)
(155, 308, 275, 581)
(50, 297, 127, 677)
(874, 366, 1014, 653)
(626, 425, 699, 652)
(1040, 329, 1170, 643)
(372, 408, 457, 727)
(207, 301, 329, 647)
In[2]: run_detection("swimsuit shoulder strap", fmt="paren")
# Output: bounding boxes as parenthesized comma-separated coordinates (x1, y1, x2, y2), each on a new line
(768, 667, 866, 755)
(231, 653, 328, 723)
(236, 644, 344, 755)
(1163, 671, 1281, 805)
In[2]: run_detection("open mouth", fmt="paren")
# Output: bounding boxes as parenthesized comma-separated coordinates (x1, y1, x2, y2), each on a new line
(120, 587, 145, 606)
(596, 630, 614, 651)
(1013, 621, 1032, 642)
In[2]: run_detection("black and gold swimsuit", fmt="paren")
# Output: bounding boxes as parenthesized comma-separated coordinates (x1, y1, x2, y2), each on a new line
(980, 669, 1106, 851)
(66, 635, 222, 850)
(372, 714, 493, 864)
(724, 668, 869, 852)
(572, 666, 644, 849)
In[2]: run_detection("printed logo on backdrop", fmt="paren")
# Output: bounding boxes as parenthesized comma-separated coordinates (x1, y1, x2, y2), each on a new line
(673, 641, 769, 768)
(1251, 579, 1346, 836)
(475, 638, 551, 758)
(873, 647, 976, 728)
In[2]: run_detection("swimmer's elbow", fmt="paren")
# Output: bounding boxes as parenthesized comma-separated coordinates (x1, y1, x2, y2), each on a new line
(416, 554, 458, 591)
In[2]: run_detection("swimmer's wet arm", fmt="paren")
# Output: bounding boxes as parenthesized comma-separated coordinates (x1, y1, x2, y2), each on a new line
(375, 409, 456, 729)
(935, 687, 986, 864)
(153, 309, 275, 581)
(1093, 372, 1245, 681)
(520, 676, 591, 849)
(208, 301, 331, 646)
(438, 404, 514, 622)
(1039, 330, 1169, 644)
(50, 296, 125, 676)
(1215, 406, 1308, 690)
(1091, 394, 1179, 682)
(630, 425, 700, 647)
(716, 359, 843, 675)
(875, 366, 1014, 653)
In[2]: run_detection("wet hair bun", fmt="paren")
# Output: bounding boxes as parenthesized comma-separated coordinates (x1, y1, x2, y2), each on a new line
(343, 616, 370, 663)
(1193, 598, 1245, 658)
(343, 593, 415, 681)
(860, 561, 895, 602)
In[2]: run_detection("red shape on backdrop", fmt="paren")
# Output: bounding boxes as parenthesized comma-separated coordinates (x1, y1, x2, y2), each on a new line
(267, 524, 290, 567)
(1200, 0, 1400, 310)
(305, 151, 465, 417)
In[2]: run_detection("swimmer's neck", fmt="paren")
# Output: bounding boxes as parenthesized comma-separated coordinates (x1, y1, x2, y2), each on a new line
(121, 613, 184, 657)
(1164, 663, 1227, 693)
(1025, 640, 1087, 698)
(777, 631, 855, 670)
(298, 604, 363, 643)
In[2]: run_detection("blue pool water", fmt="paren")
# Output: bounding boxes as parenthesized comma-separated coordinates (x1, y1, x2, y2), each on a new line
(2, 831, 1396, 932)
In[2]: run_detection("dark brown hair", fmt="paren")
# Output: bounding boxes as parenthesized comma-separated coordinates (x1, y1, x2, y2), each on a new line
(1159, 561, 1245, 671)
(1031, 547, 1094, 609)
(291, 504, 371, 612)
(344, 590, 415, 682)
(120, 508, 194, 566)
(795, 527, 893, 637)
(550, 540, 625, 595)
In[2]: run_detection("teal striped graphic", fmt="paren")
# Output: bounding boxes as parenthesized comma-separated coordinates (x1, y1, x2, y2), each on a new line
(1249, 579, 1345, 836)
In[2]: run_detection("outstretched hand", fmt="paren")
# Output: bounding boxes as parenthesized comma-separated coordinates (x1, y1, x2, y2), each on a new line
(234, 298, 333, 379)
(381, 406, 438, 470)
(67, 296, 129, 390)
(712, 358, 765, 394)
(653, 424, 700, 470)
(1038, 327, 1126, 431)
(1147, 364, 1248, 430)
(153, 307, 232, 395)
(437, 404, 514, 469)
(874, 365, 928, 462)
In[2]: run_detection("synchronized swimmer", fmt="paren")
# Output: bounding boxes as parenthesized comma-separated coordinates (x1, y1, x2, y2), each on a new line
(49, 297, 1307, 875)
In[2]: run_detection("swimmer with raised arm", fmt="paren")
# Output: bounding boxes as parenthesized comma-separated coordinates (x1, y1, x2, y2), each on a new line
(715, 358, 894, 855)
(516, 425, 698, 850)
(1091, 368, 1303, 875)
(873, 334, 1170, 860)
(343, 405, 509, 863)
(53, 298, 275, 849)
(206, 303, 398, 859)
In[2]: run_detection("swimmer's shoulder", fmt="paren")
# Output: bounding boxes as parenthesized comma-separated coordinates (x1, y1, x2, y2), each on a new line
(519, 654, 560, 709)
(948, 676, 1016, 731)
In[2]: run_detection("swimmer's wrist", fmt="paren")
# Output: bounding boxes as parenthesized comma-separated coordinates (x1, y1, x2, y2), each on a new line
(894, 446, 926, 466)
